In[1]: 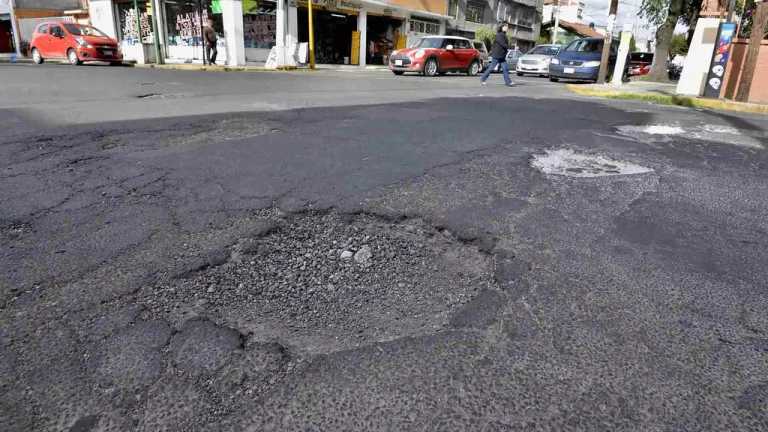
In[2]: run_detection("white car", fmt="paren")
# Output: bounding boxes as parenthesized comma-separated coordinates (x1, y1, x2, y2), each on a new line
(516, 44, 561, 77)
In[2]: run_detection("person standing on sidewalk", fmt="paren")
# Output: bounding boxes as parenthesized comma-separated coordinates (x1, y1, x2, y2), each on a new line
(203, 19, 218, 65)
(480, 23, 514, 87)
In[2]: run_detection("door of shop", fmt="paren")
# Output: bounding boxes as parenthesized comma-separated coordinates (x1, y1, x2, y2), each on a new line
(0, 15, 14, 53)
(366, 14, 403, 65)
(298, 8, 356, 64)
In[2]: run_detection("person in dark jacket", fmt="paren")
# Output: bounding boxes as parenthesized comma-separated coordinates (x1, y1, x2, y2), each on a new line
(203, 19, 217, 65)
(480, 23, 514, 86)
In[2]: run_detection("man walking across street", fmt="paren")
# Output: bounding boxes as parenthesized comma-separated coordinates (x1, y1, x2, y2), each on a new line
(481, 23, 514, 87)
(204, 19, 218, 65)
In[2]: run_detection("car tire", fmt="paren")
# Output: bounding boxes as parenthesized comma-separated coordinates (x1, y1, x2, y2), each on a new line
(423, 58, 438, 77)
(32, 48, 44, 64)
(392, 71, 404, 76)
(67, 49, 82, 66)
(467, 60, 480, 76)
(549, 77, 559, 82)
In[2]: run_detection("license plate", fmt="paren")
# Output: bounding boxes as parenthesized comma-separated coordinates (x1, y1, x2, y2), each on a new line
(103, 50, 113, 56)
(395, 59, 403, 66)
(564, 67, 575, 74)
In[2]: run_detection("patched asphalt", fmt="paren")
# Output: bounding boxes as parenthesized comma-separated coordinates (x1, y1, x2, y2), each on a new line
(1, 66, 768, 431)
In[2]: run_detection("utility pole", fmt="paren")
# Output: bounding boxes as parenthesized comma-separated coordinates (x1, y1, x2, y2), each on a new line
(597, 0, 618, 84)
(197, 0, 208, 64)
(308, 0, 316, 68)
(736, 1, 768, 102)
(552, 0, 559, 44)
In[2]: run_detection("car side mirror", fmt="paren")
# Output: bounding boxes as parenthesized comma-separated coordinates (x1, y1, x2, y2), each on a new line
(446, 45, 454, 51)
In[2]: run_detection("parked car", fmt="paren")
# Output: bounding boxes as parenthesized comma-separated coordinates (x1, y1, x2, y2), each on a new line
(516, 44, 561, 77)
(473, 41, 489, 71)
(390, 36, 482, 77)
(490, 48, 522, 72)
(628, 52, 654, 76)
(31, 21, 122, 66)
(548, 37, 628, 83)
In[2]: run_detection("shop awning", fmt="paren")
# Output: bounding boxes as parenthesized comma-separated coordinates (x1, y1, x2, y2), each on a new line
(359, 0, 453, 21)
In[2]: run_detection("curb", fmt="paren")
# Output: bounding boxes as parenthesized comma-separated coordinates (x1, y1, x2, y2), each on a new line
(566, 84, 768, 115)
(132, 63, 309, 73)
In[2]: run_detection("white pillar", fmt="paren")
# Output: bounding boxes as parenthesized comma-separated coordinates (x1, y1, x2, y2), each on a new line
(7, 0, 22, 57)
(676, 18, 721, 96)
(358, 10, 366, 67)
(88, 0, 119, 39)
(276, 0, 285, 47)
(221, 0, 246, 66)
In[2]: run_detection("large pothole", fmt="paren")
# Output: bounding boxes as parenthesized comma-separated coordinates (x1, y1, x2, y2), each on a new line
(531, 149, 653, 178)
(141, 212, 496, 353)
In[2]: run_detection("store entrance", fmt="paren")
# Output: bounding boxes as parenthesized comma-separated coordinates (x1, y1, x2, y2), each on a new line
(298, 9, 356, 64)
(0, 16, 14, 53)
(366, 15, 402, 65)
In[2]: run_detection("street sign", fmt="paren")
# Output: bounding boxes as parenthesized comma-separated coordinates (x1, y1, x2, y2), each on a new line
(703, 22, 737, 98)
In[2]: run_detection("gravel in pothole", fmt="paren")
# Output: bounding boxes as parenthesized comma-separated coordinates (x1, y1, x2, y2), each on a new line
(142, 212, 496, 353)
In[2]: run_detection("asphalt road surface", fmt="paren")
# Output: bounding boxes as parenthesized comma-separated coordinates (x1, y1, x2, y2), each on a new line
(2, 63, 768, 431)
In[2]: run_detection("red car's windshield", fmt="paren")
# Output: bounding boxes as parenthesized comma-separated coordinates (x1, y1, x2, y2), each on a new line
(415, 38, 444, 49)
(63, 24, 107, 37)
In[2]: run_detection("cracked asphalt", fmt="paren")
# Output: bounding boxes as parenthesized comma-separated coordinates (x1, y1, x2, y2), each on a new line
(1, 63, 768, 431)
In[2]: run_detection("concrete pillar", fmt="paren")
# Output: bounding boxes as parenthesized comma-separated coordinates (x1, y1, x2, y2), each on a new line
(439, 19, 446, 35)
(88, 0, 118, 39)
(287, 5, 298, 47)
(358, 10, 366, 67)
(7, 0, 22, 57)
(221, 0, 245, 65)
(276, 0, 285, 47)
(676, 18, 721, 96)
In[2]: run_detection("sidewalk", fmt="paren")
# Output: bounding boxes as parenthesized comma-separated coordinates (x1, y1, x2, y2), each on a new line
(567, 80, 768, 115)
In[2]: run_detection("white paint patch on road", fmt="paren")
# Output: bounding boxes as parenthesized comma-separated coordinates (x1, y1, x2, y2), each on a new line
(615, 123, 764, 149)
(531, 149, 654, 178)
(616, 124, 684, 137)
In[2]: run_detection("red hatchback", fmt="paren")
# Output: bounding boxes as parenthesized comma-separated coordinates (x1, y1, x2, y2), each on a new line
(30, 21, 122, 65)
(390, 36, 482, 77)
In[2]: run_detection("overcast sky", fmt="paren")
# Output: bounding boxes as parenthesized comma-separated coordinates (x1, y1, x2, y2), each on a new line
(580, 0, 656, 41)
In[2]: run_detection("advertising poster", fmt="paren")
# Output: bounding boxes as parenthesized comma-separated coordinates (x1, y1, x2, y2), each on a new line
(703, 22, 737, 99)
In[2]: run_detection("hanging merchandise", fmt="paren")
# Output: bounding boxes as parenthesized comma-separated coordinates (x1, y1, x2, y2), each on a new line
(243, 0, 259, 14)
(211, 0, 223, 14)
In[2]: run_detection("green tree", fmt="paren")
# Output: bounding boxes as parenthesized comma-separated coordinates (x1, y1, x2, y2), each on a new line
(640, 0, 685, 81)
(669, 33, 689, 57)
(475, 26, 496, 50)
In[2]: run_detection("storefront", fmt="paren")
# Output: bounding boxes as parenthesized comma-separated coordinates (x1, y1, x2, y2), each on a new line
(297, 6, 356, 64)
(243, 0, 276, 61)
(365, 13, 402, 65)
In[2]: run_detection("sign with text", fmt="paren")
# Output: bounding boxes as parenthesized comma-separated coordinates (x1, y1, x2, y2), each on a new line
(703, 22, 737, 98)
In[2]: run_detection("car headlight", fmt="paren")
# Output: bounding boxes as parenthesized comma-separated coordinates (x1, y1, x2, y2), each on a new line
(550, 58, 560, 65)
(392, 50, 399, 57)
(76, 37, 92, 48)
(583, 61, 601, 68)
(414, 49, 426, 59)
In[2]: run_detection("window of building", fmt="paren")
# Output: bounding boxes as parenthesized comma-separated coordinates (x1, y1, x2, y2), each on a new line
(243, 0, 276, 49)
(466, 1, 485, 24)
(116, 0, 153, 43)
(409, 18, 440, 35)
(448, 0, 459, 19)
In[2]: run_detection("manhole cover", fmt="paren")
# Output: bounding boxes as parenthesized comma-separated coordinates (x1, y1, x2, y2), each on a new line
(143, 212, 496, 353)
(531, 149, 653, 177)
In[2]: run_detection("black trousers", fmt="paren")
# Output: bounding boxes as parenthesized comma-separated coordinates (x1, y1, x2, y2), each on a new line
(206, 44, 217, 65)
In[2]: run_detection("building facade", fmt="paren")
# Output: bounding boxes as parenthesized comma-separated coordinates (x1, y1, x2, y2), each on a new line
(88, 0, 461, 67)
(542, 0, 583, 25)
(445, 0, 543, 51)
(2, 0, 89, 56)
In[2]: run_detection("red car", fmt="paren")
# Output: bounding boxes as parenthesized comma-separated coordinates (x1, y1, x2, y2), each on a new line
(390, 36, 482, 77)
(30, 21, 122, 66)
(628, 52, 654, 76)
